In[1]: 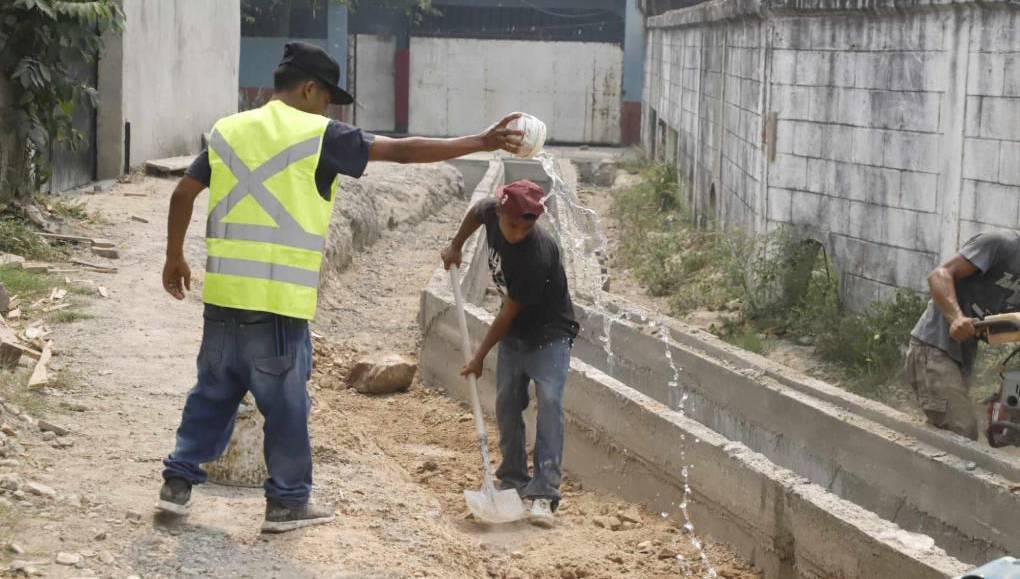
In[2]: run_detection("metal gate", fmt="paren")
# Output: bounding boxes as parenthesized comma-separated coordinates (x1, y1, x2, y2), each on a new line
(48, 58, 98, 193)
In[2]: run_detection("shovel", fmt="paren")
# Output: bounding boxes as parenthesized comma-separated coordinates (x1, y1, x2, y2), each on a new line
(448, 265, 527, 524)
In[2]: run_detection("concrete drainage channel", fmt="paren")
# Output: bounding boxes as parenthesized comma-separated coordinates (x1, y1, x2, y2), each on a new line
(418, 158, 1003, 578)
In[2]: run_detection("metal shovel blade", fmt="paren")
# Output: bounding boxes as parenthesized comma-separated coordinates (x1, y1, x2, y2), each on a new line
(464, 486, 527, 524)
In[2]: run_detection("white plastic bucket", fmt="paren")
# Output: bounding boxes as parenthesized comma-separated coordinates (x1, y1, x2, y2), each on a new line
(508, 113, 547, 159)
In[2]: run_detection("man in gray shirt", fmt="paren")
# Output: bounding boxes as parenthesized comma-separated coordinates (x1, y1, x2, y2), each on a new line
(907, 231, 1020, 440)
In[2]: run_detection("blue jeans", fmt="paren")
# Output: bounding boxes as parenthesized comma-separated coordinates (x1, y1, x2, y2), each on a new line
(495, 335, 572, 503)
(163, 305, 314, 507)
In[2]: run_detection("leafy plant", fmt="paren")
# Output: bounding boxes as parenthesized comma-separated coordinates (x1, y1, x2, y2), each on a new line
(0, 0, 124, 198)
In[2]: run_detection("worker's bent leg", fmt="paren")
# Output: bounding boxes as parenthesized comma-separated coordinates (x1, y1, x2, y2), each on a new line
(245, 315, 314, 507)
(905, 338, 979, 441)
(522, 337, 571, 505)
(163, 313, 245, 484)
(495, 337, 532, 493)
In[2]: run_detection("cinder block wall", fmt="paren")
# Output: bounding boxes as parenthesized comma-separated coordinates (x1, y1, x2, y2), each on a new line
(642, 1, 1020, 309)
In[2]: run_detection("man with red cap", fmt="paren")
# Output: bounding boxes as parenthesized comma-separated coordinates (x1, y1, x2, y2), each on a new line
(441, 179, 579, 527)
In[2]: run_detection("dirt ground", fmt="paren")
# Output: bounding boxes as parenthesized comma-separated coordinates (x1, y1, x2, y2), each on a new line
(1, 167, 759, 578)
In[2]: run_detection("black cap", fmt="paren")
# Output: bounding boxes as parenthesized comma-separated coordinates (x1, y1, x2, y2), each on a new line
(276, 41, 353, 105)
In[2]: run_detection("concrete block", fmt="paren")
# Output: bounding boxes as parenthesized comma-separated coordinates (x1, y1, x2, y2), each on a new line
(854, 53, 892, 90)
(898, 171, 938, 213)
(794, 50, 828, 86)
(790, 121, 822, 158)
(767, 187, 794, 222)
(885, 52, 946, 92)
(775, 85, 815, 122)
(869, 91, 941, 132)
(963, 138, 1001, 182)
(852, 127, 885, 166)
(969, 52, 1006, 97)
(791, 190, 825, 225)
(915, 212, 941, 253)
(969, 181, 1020, 228)
(805, 157, 834, 195)
(978, 96, 1020, 141)
(965, 96, 983, 138)
(836, 87, 874, 127)
(882, 131, 940, 173)
(1005, 55, 1020, 97)
(999, 141, 1020, 186)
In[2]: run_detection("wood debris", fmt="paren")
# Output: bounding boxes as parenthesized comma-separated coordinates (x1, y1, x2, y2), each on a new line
(123, 192, 147, 198)
(43, 303, 70, 314)
(6, 308, 21, 320)
(20, 262, 51, 273)
(70, 259, 117, 274)
(130, 215, 149, 224)
(28, 341, 53, 388)
(91, 238, 115, 249)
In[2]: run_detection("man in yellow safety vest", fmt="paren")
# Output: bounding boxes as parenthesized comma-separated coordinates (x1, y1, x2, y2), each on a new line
(156, 41, 523, 533)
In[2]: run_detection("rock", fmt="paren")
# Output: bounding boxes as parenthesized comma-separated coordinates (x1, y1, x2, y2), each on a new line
(658, 547, 679, 560)
(593, 515, 622, 530)
(617, 506, 642, 524)
(53, 439, 74, 449)
(7, 542, 24, 554)
(93, 531, 107, 541)
(606, 553, 624, 564)
(0, 474, 21, 491)
(348, 354, 416, 394)
(794, 334, 815, 347)
(418, 460, 438, 473)
(637, 540, 654, 553)
(511, 551, 524, 560)
(1, 424, 16, 437)
(0, 253, 25, 268)
(91, 247, 119, 260)
(98, 551, 114, 565)
(593, 161, 618, 187)
(203, 395, 267, 488)
(125, 509, 143, 521)
(56, 552, 82, 566)
(37, 420, 69, 436)
(41, 431, 56, 442)
(25, 482, 56, 497)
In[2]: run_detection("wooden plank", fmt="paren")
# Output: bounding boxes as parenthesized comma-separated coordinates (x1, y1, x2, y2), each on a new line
(0, 316, 17, 343)
(144, 155, 192, 176)
(123, 192, 147, 198)
(0, 341, 22, 369)
(1, 339, 41, 360)
(21, 262, 52, 273)
(28, 341, 52, 388)
(70, 259, 117, 273)
(130, 215, 149, 224)
(38, 232, 92, 244)
(91, 238, 115, 249)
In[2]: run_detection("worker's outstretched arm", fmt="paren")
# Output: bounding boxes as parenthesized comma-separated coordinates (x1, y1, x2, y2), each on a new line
(928, 254, 980, 341)
(440, 206, 483, 270)
(163, 175, 206, 300)
(369, 113, 523, 163)
(462, 298, 523, 378)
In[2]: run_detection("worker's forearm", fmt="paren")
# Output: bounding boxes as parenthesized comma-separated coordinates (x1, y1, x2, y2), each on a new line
(929, 269, 965, 321)
(451, 209, 482, 249)
(474, 304, 518, 361)
(166, 191, 195, 259)
(396, 135, 487, 164)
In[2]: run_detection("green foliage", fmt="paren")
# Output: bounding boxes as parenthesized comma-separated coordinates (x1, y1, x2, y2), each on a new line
(612, 166, 928, 397)
(0, 0, 123, 196)
(0, 219, 60, 260)
(0, 265, 56, 297)
(50, 309, 92, 323)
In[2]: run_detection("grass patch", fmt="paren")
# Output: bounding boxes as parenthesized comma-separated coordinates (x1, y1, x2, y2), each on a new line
(0, 369, 49, 419)
(612, 164, 927, 396)
(50, 310, 93, 324)
(42, 196, 90, 221)
(0, 219, 60, 261)
(0, 265, 56, 299)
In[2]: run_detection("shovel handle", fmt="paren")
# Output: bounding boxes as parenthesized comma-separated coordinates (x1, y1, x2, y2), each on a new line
(448, 266, 498, 486)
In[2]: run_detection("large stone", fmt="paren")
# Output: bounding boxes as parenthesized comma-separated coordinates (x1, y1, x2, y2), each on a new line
(203, 395, 267, 488)
(349, 354, 417, 395)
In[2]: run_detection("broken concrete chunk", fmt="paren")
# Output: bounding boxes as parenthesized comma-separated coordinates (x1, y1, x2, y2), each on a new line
(91, 247, 119, 260)
(145, 156, 192, 176)
(0, 253, 25, 267)
(38, 420, 69, 436)
(348, 353, 417, 394)
(25, 481, 56, 497)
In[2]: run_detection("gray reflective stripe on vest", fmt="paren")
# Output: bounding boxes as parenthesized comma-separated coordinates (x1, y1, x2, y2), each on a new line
(207, 256, 319, 288)
(206, 130, 324, 252)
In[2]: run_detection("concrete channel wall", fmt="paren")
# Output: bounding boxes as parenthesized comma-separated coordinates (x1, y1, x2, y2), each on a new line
(418, 158, 973, 578)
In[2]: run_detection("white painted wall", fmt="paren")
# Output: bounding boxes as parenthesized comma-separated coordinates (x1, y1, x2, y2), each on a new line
(355, 34, 396, 132)
(644, 2, 1020, 309)
(120, 0, 240, 165)
(410, 37, 623, 144)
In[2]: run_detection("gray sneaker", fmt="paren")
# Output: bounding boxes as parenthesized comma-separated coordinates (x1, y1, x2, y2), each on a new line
(529, 498, 555, 528)
(261, 500, 335, 533)
(157, 478, 192, 516)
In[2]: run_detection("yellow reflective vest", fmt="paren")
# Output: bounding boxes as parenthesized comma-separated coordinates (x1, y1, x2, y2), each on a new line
(203, 100, 337, 320)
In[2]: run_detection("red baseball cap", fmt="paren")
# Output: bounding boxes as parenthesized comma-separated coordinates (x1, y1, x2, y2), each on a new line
(498, 180, 546, 219)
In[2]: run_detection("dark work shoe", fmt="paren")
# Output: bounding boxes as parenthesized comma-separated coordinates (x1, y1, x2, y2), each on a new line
(157, 477, 192, 515)
(261, 500, 335, 533)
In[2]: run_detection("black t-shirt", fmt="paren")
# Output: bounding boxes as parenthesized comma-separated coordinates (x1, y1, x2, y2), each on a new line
(475, 199, 579, 347)
(186, 120, 375, 199)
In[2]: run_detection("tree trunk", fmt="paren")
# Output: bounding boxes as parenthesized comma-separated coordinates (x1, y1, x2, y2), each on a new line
(204, 395, 268, 488)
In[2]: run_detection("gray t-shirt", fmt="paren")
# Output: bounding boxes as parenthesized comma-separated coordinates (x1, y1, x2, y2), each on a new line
(912, 231, 1020, 372)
